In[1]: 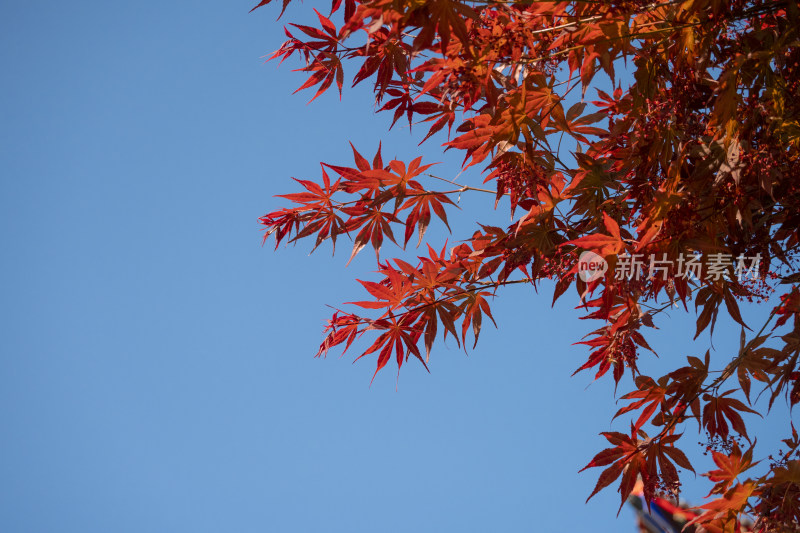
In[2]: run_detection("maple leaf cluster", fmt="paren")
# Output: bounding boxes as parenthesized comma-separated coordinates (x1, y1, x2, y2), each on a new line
(254, 0, 800, 528)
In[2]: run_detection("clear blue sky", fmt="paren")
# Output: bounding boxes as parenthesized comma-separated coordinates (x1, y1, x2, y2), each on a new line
(0, 2, 791, 532)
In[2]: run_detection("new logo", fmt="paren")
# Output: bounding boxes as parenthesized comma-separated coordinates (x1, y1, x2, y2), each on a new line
(577, 251, 608, 282)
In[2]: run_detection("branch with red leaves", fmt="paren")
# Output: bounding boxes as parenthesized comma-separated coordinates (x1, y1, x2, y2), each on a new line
(253, 0, 800, 528)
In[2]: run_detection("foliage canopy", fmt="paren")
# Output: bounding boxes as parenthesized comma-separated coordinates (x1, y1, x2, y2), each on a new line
(255, 0, 800, 529)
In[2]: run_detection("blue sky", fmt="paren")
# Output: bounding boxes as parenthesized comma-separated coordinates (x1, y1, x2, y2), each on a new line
(0, 2, 792, 532)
